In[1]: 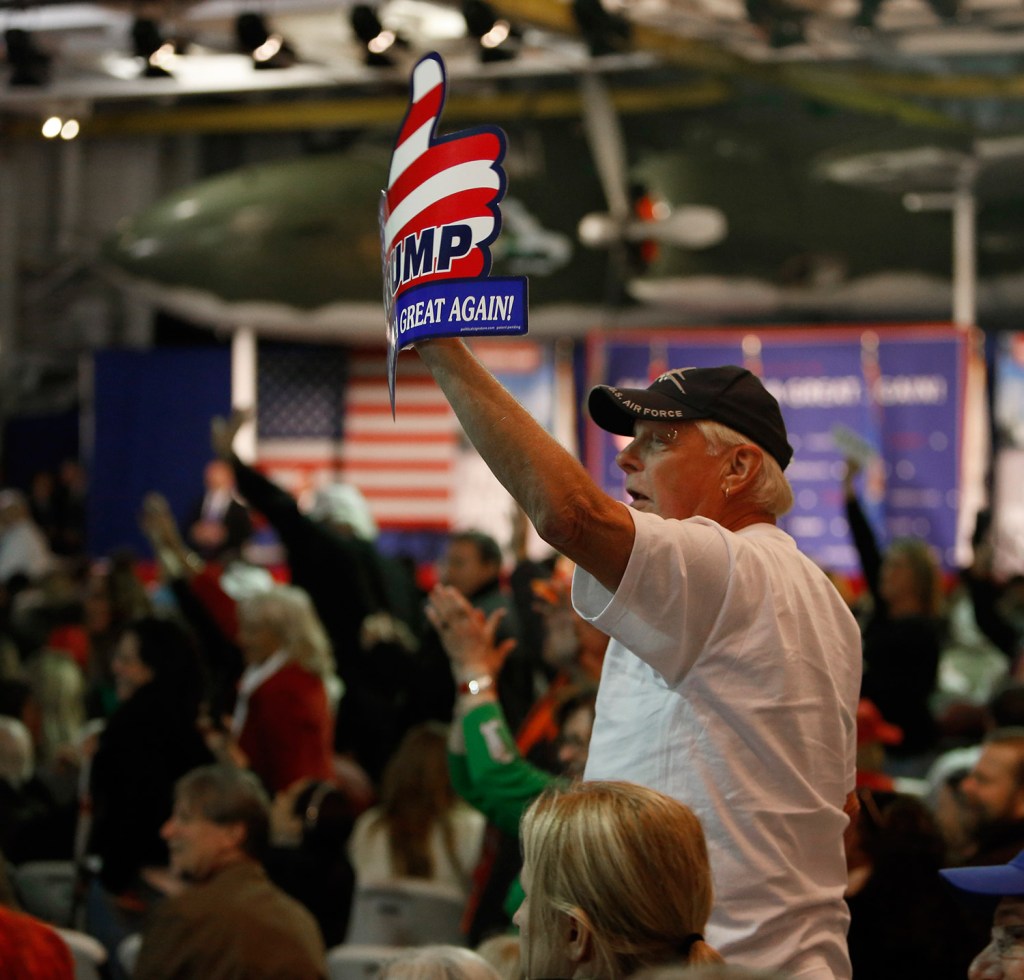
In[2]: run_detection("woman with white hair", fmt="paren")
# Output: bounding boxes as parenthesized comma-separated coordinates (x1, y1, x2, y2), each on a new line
(379, 945, 500, 980)
(515, 781, 724, 979)
(224, 584, 340, 794)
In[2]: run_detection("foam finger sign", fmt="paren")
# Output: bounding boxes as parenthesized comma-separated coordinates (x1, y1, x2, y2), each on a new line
(381, 52, 529, 413)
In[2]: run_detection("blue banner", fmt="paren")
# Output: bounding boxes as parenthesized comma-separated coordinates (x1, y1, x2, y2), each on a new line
(586, 326, 966, 574)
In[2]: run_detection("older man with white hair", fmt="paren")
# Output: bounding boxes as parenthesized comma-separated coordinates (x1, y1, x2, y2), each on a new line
(416, 343, 861, 979)
(0, 715, 73, 864)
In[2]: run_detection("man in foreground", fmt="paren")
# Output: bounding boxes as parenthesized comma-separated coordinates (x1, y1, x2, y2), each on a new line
(135, 764, 326, 980)
(416, 341, 861, 978)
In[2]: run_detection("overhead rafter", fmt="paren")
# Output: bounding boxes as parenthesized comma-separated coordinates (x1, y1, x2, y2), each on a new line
(0, 76, 732, 138)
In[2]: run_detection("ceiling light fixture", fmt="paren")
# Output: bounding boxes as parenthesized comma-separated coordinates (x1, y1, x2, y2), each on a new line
(462, 0, 519, 62)
(349, 5, 403, 67)
(744, 0, 806, 48)
(131, 18, 175, 78)
(235, 12, 297, 70)
(4, 28, 52, 87)
(853, 0, 885, 31)
(571, 0, 631, 58)
(924, 0, 959, 22)
(41, 114, 80, 140)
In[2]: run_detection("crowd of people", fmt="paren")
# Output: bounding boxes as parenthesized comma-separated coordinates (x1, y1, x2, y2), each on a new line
(0, 351, 1023, 979)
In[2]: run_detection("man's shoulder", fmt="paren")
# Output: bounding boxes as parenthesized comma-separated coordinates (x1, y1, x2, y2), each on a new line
(156, 862, 314, 925)
(140, 864, 324, 979)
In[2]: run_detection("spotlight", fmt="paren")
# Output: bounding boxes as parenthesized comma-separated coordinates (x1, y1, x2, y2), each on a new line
(744, 0, 806, 47)
(235, 12, 297, 70)
(350, 5, 408, 67)
(462, 0, 520, 63)
(4, 29, 52, 87)
(925, 0, 959, 21)
(132, 18, 175, 78)
(571, 0, 630, 58)
(853, 0, 885, 30)
(40, 115, 80, 140)
(768, 13, 806, 47)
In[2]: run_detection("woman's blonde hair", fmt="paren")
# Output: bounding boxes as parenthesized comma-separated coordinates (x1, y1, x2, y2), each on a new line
(520, 781, 723, 980)
(237, 585, 335, 681)
(696, 420, 794, 517)
(25, 649, 85, 768)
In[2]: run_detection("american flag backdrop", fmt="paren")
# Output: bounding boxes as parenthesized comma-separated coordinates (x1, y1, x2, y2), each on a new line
(255, 342, 458, 531)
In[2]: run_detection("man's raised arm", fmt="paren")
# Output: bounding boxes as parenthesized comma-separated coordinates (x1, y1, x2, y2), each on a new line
(416, 338, 634, 592)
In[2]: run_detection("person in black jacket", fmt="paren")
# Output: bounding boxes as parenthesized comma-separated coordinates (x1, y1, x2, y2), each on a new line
(210, 410, 425, 782)
(843, 458, 944, 760)
(85, 616, 212, 961)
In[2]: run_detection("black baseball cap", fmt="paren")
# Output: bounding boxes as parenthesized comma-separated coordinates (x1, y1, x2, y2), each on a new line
(588, 365, 793, 470)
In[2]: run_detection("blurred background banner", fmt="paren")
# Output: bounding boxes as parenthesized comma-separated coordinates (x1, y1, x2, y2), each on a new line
(993, 333, 1024, 578)
(586, 325, 975, 576)
(89, 348, 232, 557)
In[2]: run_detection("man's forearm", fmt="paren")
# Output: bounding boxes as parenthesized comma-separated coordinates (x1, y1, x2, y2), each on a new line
(416, 339, 632, 588)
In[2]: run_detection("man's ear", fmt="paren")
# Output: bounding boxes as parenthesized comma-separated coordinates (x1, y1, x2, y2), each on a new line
(723, 445, 764, 496)
(221, 821, 247, 853)
(564, 909, 594, 970)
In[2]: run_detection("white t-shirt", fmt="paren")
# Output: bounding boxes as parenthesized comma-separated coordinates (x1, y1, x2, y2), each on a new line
(348, 803, 486, 897)
(573, 510, 861, 980)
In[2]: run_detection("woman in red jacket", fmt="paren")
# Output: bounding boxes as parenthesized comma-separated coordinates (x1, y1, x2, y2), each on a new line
(228, 585, 340, 794)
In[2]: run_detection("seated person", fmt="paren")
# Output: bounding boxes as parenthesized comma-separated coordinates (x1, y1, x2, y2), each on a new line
(135, 764, 326, 980)
(940, 845, 1024, 979)
(516, 781, 723, 978)
(348, 723, 484, 897)
(429, 584, 595, 939)
(0, 716, 75, 865)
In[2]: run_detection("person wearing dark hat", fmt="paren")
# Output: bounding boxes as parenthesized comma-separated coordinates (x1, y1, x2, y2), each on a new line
(940, 849, 1024, 979)
(415, 341, 861, 978)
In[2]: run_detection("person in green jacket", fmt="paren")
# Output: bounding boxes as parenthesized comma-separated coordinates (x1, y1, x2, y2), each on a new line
(427, 584, 595, 924)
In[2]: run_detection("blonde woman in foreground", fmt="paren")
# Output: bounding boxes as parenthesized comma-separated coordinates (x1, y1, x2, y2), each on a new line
(515, 781, 724, 979)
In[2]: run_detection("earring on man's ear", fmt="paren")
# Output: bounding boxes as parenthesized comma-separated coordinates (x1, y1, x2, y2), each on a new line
(722, 485, 730, 499)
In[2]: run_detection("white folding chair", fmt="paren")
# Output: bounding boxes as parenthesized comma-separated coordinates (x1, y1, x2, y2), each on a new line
(344, 879, 467, 947)
(326, 944, 404, 980)
(11, 860, 78, 927)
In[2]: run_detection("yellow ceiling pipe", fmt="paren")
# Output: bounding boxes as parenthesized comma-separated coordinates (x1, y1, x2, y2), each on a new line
(1, 78, 732, 140)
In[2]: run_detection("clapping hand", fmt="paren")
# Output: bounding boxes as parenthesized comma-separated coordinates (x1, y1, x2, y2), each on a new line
(425, 584, 516, 681)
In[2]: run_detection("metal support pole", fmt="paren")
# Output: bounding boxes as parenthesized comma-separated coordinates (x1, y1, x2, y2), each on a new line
(951, 163, 978, 329)
(231, 327, 258, 462)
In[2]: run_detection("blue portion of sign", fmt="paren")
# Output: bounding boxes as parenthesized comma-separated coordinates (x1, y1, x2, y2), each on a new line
(587, 327, 966, 574)
(393, 276, 528, 348)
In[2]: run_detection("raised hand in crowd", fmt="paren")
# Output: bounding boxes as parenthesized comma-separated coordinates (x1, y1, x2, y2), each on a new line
(425, 584, 516, 687)
(210, 408, 253, 461)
